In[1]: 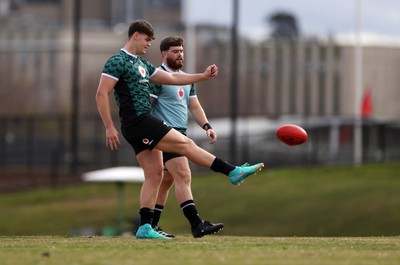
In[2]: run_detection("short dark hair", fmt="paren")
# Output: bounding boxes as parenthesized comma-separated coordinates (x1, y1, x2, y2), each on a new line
(128, 20, 155, 40)
(160, 36, 184, 52)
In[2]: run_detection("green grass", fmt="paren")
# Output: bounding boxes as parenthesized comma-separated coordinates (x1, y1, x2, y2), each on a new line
(1, 162, 400, 264)
(1, 236, 399, 265)
(1, 161, 400, 236)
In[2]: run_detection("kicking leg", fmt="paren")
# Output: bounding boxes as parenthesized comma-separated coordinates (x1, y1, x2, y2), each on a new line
(155, 129, 264, 185)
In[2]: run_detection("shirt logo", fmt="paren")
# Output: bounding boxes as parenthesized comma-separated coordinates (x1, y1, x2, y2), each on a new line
(177, 87, 184, 99)
(138, 66, 146, 77)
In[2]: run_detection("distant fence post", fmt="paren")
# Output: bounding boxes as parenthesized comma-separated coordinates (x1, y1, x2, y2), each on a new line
(26, 116, 34, 172)
(0, 118, 5, 169)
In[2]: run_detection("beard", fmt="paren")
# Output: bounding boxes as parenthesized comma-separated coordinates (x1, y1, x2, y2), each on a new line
(166, 57, 184, 70)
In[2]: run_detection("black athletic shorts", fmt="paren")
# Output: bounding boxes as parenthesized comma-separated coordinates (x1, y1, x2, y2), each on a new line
(162, 128, 187, 164)
(121, 113, 172, 155)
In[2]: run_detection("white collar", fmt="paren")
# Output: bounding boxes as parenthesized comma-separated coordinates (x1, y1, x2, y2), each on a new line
(121, 48, 137, 58)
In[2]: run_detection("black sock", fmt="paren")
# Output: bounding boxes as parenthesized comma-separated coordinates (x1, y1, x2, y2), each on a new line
(180, 200, 202, 228)
(210, 157, 236, 176)
(139, 207, 154, 226)
(152, 204, 164, 228)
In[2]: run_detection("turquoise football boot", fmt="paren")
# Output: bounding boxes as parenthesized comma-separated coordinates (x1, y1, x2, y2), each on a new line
(135, 224, 171, 239)
(228, 163, 264, 185)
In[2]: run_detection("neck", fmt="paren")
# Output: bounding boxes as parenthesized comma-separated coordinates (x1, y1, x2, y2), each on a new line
(124, 42, 139, 56)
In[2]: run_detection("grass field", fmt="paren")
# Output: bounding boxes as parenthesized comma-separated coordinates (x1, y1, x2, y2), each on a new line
(1, 162, 400, 264)
(1, 161, 400, 237)
(1, 235, 399, 265)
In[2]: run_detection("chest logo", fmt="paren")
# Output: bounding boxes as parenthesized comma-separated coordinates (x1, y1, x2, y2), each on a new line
(138, 66, 146, 77)
(177, 87, 184, 99)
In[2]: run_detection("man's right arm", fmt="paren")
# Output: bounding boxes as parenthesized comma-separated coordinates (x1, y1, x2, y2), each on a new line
(150, 64, 218, 85)
(95, 75, 120, 150)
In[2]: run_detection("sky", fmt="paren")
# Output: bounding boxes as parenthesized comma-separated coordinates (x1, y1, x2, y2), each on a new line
(182, 0, 400, 45)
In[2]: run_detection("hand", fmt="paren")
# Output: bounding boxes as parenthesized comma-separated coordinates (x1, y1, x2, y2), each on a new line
(105, 126, 121, 150)
(206, 129, 217, 144)
(204, 64, 218, 78)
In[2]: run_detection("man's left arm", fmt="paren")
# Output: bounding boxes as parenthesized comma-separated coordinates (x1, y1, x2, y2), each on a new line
(189, 97, 217, 144)
(149, 82, 161, 106)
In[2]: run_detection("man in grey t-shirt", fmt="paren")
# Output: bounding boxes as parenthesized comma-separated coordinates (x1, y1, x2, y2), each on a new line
(149, 36, 223, 238)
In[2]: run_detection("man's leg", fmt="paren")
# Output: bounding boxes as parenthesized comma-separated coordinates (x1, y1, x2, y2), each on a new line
(135, 149, 170, 239)
(166, 157, 193, 204)
(166, 156, 224, 238)
(151, 156, 192, 238)
(155, 129, 217, 167)
(155, 170, 174, 206)
(152, 169, 173, 228)
(155, 129, 264, 185)
(136, 149, 164, 210)
(151, 168, 176, 238)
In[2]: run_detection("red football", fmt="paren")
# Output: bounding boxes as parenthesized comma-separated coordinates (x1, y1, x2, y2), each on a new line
(276, 124, 308, 146)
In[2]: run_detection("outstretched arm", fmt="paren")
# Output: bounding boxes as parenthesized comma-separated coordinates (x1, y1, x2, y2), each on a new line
(95, 75, 121, 150)
(150, 64, 218, 85)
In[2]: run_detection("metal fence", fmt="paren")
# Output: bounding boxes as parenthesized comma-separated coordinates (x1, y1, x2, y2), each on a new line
(2, 25, 400, 190)
(1, 114, 400, 190)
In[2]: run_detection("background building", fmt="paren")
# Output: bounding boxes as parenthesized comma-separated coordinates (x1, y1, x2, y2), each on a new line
(1, 0, 400, 186)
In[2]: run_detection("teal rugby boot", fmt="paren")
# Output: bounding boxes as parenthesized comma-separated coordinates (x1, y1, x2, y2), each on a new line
(136, 224, 171, 239)
(228, 163, 264, 185)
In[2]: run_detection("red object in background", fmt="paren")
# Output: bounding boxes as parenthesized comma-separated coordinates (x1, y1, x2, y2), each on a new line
(361, 88, 373, 118)
(339, 125, 352, 145)
(276, 124, 308, 146)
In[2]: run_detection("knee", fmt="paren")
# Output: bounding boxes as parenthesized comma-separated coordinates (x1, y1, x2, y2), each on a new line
(173, 168, 191, 186)
(143, 167, 164, 183)
(179, 137, 195, 154)
(162, 171, 174, 186)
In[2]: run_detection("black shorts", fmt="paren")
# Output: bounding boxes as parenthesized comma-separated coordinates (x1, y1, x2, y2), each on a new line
(121, 113, 172, 155)
(163, 151, 184, 164)
(162, 128, 187, 164)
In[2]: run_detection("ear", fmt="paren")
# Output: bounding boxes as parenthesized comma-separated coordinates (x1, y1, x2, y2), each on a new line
(161, 51, 168, 58)
(132, 32, 140, 40)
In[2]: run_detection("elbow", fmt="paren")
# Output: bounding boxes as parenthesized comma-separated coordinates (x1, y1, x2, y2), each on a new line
(95, 91, 100, 103)
(95, 90, 104, 104)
